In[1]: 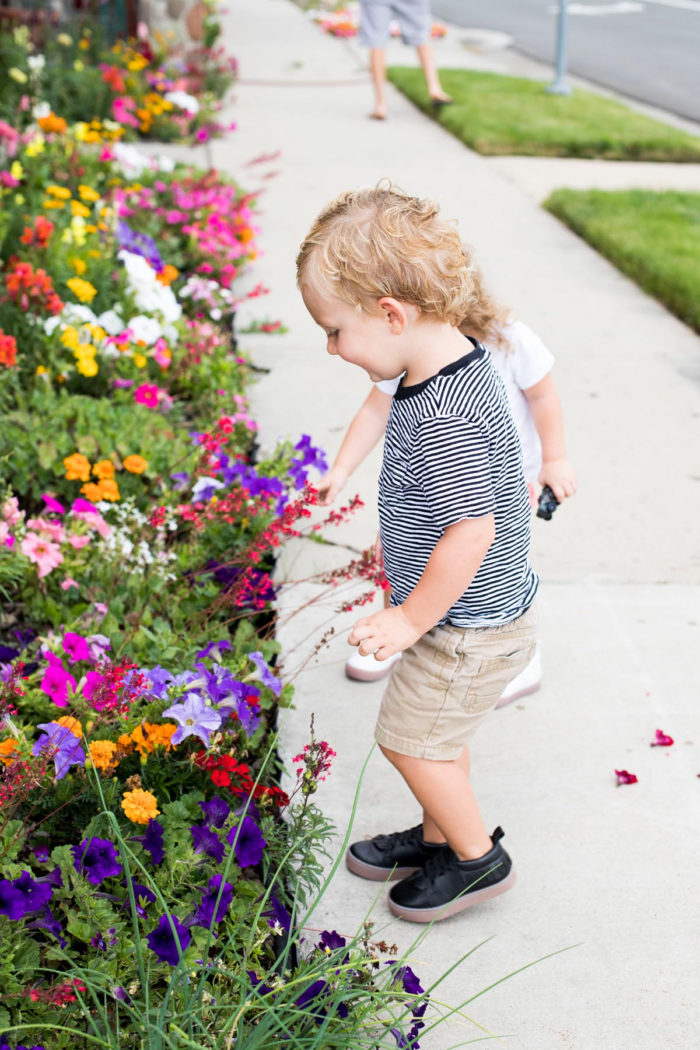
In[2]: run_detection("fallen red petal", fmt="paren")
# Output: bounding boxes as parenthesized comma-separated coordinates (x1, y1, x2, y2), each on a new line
(650, 729, 674, 747)
(615, 769, 638, 786)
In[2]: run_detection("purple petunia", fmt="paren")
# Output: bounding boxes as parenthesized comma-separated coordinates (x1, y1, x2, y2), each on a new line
(27, 905, 66, 948)
(143, 665, 173, 699)
(248, 651, 282, 697)
(228, 815, 266, 869)
(0, 878, 24, 920)
(162, 692, 222, 746)
(261, 892, 292, 934)
(131, 819, 165, 866)
(146, 914, 191, 966)
(190, 824, 225, 864)
(195, 639, 232, 663)
(33, 721, 85, 780)
(193, 873, 233, 928)
(116, 221, 164, 271)
(198, 796, 230, 828)
(124, 880, 157, 918)
(72, 838, 122, 885)
(12, 871, 53, 915)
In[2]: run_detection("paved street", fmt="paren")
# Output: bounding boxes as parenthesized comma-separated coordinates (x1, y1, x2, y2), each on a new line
(432, 0, 700, 122)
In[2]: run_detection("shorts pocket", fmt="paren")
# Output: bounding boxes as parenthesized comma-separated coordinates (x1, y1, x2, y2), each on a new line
(460, 642, 536, 716)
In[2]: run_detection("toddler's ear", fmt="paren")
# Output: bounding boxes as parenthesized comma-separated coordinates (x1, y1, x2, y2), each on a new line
(377, 296, 407, 332)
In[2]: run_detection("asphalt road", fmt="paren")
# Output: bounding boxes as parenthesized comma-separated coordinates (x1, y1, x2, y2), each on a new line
(431, 0, 700, 123)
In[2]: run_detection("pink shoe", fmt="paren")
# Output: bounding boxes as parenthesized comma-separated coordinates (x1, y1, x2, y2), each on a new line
(345, 649, 402, 683)
(496, 647, 542, 708)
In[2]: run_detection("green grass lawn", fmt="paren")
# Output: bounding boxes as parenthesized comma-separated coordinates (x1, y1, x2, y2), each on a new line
(387, 67, 700, 161)
(544, 189, 700, 332)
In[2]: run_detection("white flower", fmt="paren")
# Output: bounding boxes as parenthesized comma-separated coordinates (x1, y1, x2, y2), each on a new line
(127, 314, 163, 346)
(61, 303, 98, 326)
(96, 309, 123, 335)
(32, 100, 51, 120)
(112, 142, 150, 178)
(44, 316, 62, 336)
(157, 155, 176, 173)
(164, 90, 200, 115)
(28, 54, 46, 73)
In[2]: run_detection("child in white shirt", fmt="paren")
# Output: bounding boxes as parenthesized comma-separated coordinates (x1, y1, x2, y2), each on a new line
(320, 313, 576, 700)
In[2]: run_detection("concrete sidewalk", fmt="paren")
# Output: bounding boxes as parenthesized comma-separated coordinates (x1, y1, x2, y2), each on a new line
(211, 3, 700, 1047)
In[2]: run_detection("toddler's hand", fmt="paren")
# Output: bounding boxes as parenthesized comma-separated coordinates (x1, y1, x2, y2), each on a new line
(538, 458, 577, 503)
(317, 465, 349, 506)
(349, 606, 420, 661)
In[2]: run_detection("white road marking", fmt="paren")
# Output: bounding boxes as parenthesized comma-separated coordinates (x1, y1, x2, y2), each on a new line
(551, 2, 644, 13)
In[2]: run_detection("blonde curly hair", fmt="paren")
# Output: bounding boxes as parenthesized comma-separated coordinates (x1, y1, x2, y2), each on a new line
(296, 182, 507, 341)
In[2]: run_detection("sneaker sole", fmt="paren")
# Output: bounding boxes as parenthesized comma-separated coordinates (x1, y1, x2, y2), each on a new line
(345, 664, 395, 682)
(388, 868, 517, 922)
(495, 682, 541, 710)
(346, 850, 419, 882)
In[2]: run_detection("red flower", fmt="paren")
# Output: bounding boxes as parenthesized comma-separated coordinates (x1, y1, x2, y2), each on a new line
(0, 330, 18, 367)
(615, 769, 638, 786)
(650, 729, 674, 747)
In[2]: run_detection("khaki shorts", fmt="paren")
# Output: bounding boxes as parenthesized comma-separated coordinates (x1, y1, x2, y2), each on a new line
(375, 604, 537, 760)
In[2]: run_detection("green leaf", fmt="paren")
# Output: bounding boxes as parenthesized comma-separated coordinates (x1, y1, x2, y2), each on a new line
(37, 440, 58, 469)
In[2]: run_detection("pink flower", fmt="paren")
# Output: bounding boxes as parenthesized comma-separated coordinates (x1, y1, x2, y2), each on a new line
(0, 171, 19, 189)
(2, 497, 21, 526)
(27, 517, 65, 544)
(83, 670, 105, 706)
(0, 522, 11, 546)
(134, 383, 161, 409)
(63, 631, 91, 664)
(68, 534, 90, 550)
(40, 654, 77, 707)
(61, 578, 79, 591)
(153, 338, 171, 369)
(42, 494, 66, 515)
(615, 769, 638, 786)
(650, 729, 674, 747)
(21, 532, 63, 578)
(113, 96, 140, 128)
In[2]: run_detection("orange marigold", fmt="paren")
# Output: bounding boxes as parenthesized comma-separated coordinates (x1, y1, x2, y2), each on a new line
(89, 739, 118, 771)
(64, 452, 91, 482)
(156, 264, 178, 286)
(121, 788, 159, 824)
(123, 454, 147, 474)
(92, 459, 115, 480)
(0, 738, 19, 765)
(56, 716, 83, 738)
(38, 112, 67, 134)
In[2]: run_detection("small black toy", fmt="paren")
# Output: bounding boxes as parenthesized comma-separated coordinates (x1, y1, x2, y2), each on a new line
(536, 484, 560, 521)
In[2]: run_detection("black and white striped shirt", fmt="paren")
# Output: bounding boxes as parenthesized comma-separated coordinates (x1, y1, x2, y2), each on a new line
(379, 338, 538, 628)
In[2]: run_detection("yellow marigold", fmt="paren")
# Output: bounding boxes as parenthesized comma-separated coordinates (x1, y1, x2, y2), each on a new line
(36, 365, 48, 376)
(66, 277, 98, 304)
(93, 459, 115, 480)
(156, 264, 178, 286)
(43, 199, 66, 210)
(76, 357, 98, 377)
(117, 733, 134, 755)
(133, 353, 147, 369)
(78, 184, 100, 203)
(89, 740, 117, 771)
(56, 715, 83, 738)
(73, 343, 96, 359)
(64, 452, 91, 482)
(123, 454, 147, 474)
(47, 184, 71, 199)
(69, 256, 87, 275)
(0, 738, 19, 765)
(121, 788, 159, 825)
(70, 199, 91, 218)
(60, 326, 80, 351)
(80, 482, 102, 502)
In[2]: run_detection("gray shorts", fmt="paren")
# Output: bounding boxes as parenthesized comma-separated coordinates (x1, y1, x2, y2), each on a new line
(359, 0, 430, 47)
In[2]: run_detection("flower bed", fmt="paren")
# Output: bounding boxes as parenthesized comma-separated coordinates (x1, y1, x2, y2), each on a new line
(0, 13, 435, 1050)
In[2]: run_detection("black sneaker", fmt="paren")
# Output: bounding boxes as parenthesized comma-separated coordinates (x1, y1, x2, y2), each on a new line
(388, 827, 515, 922)
(346, 824, 447, 882)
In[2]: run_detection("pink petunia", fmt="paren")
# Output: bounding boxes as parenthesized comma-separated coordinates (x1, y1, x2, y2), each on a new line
(63, 631, 91, 664)
(27, 517, 65, 544)
(21, 532, 63, 578)
(134, 384, 160, 409)
(40, 655, 77, 707)
(615, 769, 638, 786)
(2, 497, 21, 526)
(61, 578, 79, 591)
(68, 533, 90, 550)
(42, 493, 66, 515)
(650, 729, 674, 747)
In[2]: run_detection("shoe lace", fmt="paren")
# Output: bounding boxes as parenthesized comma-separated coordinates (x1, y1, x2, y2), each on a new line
(375, 824, 423, 850)
(421, 848, 454, 880)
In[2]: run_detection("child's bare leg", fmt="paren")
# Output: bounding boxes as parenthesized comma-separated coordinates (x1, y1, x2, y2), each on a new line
(421, 742, 469, 843)
(368, 48, 388, 117)
(415, 43, 451, 101)
(380, 743, 491, 860)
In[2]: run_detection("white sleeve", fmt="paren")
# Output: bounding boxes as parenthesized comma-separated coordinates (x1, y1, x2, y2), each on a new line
(374, 374, 403, 396)
(505, 322, 555, 391)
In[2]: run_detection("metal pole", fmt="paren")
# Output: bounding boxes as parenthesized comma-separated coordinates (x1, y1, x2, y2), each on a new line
(548, 0, 571, 96)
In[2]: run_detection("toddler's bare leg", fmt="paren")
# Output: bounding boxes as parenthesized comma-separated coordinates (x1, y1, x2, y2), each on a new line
(379, 743, 491, 860)
(421, 743, 469, 843)
(368, 48, 388, 117)
(415, 42, 450, 101)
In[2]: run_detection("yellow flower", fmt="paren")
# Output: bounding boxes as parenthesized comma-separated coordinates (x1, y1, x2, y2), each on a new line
(76, 356, 98, 377)
(43, 199, 65, 210)
(96, 479, 119, 501)
(131, 722, 176, 756)
(78, 184, 99, 202)
(121, 788, 159, 824)
(64, 452, 91, 482)
(79, 38, 90, 50)
(47, 185, 71, 199)
(69, 256, 87, 275)
(0, 738, 19, 765)
(57, 33, 73, 46)
(60, 325, 80, 351)
(56, 716, 83, 738)
(73, 121, 89, 142)
(133, 353, 147, 369)
(117, 733, 133, 756)
(87, 324, 106, 343)
(25, 134, 45, 158)
(73, 60, 84, 72)
(10, 161, 23, 181)
(35, 365, 48, 376)
(93, 459, 114, 480)
(89, 740, 117, 771)
(80, 482, 103, 502)
(9, 68, 28, 85)
(123, 454, 147, 475)
(126, 54, 148, 71)
(14, 193, 25, 205)
(66, 277, 97, 303)
(70, 199, 91, 218)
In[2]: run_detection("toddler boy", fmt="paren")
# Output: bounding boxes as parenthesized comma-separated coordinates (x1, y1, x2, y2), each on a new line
(296, 185, 538, 922)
